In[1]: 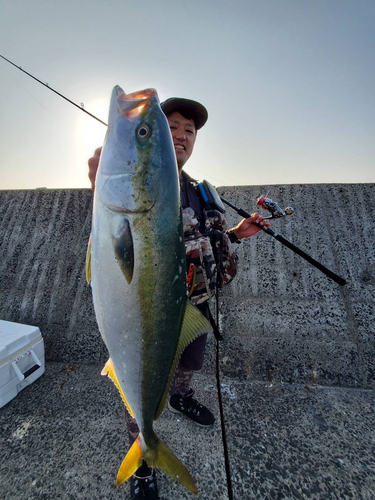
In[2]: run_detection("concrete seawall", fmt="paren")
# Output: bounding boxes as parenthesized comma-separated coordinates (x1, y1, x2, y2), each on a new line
(1, 184, 374, 388)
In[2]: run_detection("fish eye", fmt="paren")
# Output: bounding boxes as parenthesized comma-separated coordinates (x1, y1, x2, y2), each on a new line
(136, 123, 152, 141)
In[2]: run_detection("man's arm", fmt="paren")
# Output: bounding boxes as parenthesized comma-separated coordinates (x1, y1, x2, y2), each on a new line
(88, 147, 102, 191)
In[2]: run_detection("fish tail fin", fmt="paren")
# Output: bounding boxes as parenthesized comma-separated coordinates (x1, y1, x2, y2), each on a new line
(116, 432, 197, 494)
(151, 436, 197, 494)
(116, 435, 143, 487)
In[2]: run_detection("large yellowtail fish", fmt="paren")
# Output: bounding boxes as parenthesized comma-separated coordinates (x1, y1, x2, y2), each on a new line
(87, 86, 211, 494)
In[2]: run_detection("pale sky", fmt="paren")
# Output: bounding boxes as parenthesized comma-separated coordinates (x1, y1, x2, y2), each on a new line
(1, 0, 374, 190)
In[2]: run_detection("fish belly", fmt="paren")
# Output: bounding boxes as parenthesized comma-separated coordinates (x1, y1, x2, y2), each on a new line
(91, 206, 185, 429)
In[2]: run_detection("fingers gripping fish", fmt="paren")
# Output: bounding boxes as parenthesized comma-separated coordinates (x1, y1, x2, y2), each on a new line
(86, 86, 212, 494)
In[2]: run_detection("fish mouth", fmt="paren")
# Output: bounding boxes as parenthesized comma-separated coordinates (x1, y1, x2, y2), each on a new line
(115, 87, 158, 119)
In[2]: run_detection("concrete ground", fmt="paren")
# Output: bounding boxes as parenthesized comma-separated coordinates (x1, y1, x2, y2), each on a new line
(1, 362, 374, 500)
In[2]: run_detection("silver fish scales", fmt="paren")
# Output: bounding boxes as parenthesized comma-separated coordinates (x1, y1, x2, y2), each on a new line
(87, 86, 211, 493)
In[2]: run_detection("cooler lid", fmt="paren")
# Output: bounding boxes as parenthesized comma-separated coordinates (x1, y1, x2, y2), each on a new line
(0, 320, 42, 361)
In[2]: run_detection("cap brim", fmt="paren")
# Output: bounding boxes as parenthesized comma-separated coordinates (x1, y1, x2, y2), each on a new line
(161, 97, 208, 130)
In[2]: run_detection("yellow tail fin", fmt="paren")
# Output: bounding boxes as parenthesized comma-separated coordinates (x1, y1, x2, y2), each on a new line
(117, 432, 197, 494)
(116, 435, 143, 487)
(152, 437, 197, 494)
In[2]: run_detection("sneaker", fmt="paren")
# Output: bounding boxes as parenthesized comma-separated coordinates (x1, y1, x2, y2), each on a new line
(168, 388, 215, 426)
(130, 461, 159, 499)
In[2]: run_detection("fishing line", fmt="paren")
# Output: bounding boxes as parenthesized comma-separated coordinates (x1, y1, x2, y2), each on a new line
(1, 65, 51, 114)
(0, 54, 108, 126)
(4, 52, 344, 493)
(1, 54, 263, 206)
(215, 288, 234, 500)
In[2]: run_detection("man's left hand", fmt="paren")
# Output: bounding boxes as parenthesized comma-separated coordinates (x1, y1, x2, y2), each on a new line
(231, 212, 270, 240)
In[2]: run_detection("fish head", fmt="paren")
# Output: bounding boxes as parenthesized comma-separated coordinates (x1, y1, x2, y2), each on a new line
(95, 86, 178, 214)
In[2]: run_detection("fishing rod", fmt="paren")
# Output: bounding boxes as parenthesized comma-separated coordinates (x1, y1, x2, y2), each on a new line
(223, 194, 347, 286)
(196, 180, 347, 286)
(0, 54, 108, 126)
(2, 54, 347, 286)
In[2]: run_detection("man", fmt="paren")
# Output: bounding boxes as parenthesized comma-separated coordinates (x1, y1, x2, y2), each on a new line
(88, 96, 269, 499)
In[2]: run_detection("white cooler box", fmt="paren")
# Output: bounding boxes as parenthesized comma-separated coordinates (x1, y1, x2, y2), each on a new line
(0, 320, 45, 408)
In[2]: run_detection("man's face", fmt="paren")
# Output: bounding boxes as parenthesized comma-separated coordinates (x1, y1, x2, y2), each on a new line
(167, 112, 196, 171)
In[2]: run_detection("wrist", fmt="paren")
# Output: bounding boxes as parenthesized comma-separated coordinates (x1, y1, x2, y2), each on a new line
(226, 228, 241, 243)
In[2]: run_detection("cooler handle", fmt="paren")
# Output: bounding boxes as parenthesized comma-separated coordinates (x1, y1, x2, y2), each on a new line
(11, 349, 42, 381)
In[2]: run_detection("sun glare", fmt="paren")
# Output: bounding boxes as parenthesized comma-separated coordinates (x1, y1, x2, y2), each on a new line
(76, 99, 108, 154)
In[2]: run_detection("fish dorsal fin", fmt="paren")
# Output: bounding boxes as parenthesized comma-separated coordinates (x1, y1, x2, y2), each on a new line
(155, 301, 212, 419)
(101, 358, 135, 417)
(85, 235, 91, 284)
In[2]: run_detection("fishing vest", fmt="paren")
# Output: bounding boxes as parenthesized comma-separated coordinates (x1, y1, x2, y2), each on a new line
(180, 172, 238, 306)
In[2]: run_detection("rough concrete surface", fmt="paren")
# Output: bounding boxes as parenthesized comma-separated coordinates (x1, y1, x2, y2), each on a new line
(1, 364, 374, 500)
(0, 189, 104, 364)
(214, 183, 375, 389)
(1, 185, 374, 388)
(1, 184, 375, 499)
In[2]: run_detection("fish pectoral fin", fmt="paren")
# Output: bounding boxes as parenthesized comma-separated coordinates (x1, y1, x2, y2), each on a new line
(85, 235, 91, 285)
(101, 359, 135, 417)
(112, 218, 134, 284)
(155, 301, 212, 419)
(152, 437, 197, 494)
(116, 435, 143, 487)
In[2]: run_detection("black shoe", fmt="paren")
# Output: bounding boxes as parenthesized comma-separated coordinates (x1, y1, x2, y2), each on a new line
(130, 461, 159, 499)
(168, 388, 215, 426)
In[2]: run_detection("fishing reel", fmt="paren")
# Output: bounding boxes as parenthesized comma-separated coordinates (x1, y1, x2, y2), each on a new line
(196, 182, 294, 222)
(198, 182, 346, 286)
(256, 196, 294, 220)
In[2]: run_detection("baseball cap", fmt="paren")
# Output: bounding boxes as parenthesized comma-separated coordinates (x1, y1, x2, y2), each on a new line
(161, 97, 208, 130)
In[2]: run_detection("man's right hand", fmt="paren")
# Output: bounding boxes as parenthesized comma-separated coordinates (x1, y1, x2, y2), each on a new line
(88, 147, 102, 192)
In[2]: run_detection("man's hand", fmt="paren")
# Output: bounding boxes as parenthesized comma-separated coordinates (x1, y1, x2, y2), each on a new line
(88, 147, 102, 191)
(231, 212, 270, 240)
